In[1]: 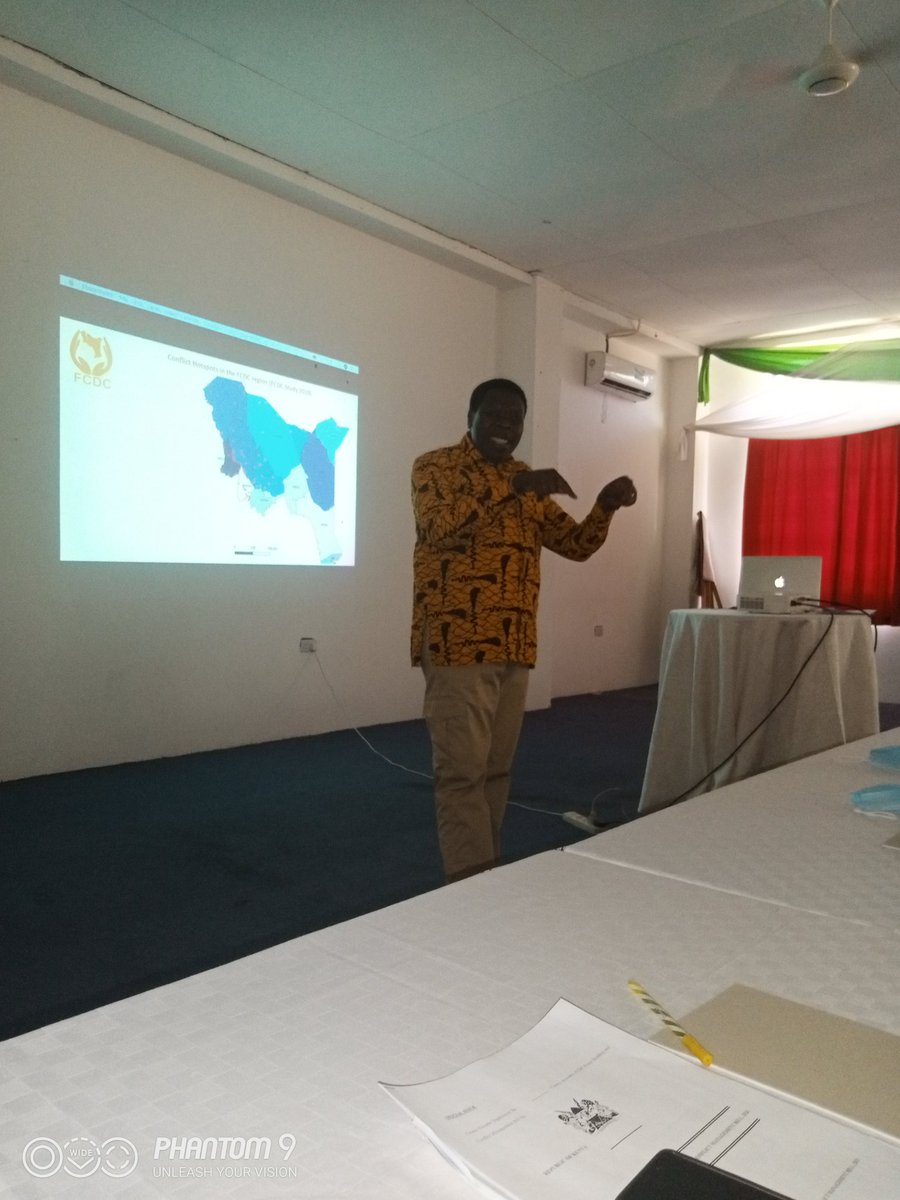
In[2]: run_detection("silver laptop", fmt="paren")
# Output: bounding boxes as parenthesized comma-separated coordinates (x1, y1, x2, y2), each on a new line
(737, 555, 822, 613)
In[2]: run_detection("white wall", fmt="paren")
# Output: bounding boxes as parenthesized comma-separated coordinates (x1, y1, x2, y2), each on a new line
(691, 358, 750, 605)
(0, 83, 503, 779)
(876, 631, 900, 705)
(696, 357, 900, 704)
(658, 356, 707, 630)
(0, 82, 681, 780)
(550, 320, 665, 696)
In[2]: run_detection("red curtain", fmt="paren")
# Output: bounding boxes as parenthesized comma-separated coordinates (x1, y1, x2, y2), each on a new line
(742, 426, 900, 625)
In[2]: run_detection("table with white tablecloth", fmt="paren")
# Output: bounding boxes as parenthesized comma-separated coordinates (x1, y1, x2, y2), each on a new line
(573, 725, 900, 930)
(1, 728, 898, 1199)
(638, 608, 879, 813)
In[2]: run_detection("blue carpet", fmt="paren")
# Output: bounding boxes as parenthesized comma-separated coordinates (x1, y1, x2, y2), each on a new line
(0, 688, 656, 1039)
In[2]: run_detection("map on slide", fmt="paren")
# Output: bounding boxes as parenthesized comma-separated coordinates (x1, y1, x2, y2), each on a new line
(59, 296, 358, 567)
(204, 376, 349, 564)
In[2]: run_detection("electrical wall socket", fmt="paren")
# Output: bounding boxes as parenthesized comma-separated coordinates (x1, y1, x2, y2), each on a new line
(299, 637, 317, 653)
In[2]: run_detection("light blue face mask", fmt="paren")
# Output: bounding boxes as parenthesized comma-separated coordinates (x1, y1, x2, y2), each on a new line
(869, 745, 900, 771)
(851, 784, 900, 813)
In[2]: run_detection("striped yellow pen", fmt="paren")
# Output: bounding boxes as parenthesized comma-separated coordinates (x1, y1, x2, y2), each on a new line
(627, 979, 714, 1067)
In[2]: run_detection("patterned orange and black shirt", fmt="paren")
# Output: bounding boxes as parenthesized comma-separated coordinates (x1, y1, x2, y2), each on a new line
(411, 435, 615, 667)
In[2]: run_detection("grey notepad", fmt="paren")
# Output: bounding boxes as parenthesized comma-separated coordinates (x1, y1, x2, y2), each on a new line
(650, 984, 900, 1140)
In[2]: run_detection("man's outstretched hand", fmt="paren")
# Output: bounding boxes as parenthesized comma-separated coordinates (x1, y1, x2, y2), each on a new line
(598, 476, 638, 511)
(513, 471, 637, 509)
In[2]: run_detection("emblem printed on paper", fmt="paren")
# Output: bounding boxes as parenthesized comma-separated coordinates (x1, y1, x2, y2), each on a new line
(557, 1098, 618, 1134)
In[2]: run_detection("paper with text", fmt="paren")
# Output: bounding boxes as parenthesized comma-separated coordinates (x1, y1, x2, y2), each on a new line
(381, 1000, 900, 1200)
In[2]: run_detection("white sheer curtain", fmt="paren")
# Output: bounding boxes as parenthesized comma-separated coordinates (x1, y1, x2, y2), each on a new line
(691, 376, 900, 438)
(692, 339, 900, 440)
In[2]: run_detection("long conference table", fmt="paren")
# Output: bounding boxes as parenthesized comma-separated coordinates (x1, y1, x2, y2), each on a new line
(1, 727, 899, 1198)
(638, 608, 880, 813)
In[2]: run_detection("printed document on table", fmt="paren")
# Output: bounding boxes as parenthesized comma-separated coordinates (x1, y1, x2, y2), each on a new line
(380, 999, 900, 1200)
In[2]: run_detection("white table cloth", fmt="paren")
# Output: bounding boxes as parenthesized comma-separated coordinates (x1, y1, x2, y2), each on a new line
(3, 728, 900, 1199)
(576, 726, 900, 930)
(639, 608, 879, 813)
(2, 847, 899, 1198)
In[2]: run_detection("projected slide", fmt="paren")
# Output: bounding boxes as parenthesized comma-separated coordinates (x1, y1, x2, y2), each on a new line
(60, 317, 358, 566)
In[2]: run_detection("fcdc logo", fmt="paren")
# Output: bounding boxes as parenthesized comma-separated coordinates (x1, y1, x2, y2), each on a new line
(69, 329, 113, 381)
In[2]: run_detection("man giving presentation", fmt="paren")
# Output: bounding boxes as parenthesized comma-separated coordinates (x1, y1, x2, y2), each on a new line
(411, 377, 637, 882)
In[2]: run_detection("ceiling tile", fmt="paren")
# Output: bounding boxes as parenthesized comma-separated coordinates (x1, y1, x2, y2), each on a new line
(3, 0, 900, 345)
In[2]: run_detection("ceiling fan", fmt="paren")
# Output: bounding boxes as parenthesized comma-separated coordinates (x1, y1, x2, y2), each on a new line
(798, 0, 860, 95)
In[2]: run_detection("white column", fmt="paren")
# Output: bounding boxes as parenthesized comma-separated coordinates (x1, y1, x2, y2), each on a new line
(497, 276, 564, 708)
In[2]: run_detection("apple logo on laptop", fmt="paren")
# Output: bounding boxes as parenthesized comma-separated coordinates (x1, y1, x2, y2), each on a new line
(774, 575, 785, 589)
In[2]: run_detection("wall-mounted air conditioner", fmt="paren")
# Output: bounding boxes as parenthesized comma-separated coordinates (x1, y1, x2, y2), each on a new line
(584, 351, 655, 401)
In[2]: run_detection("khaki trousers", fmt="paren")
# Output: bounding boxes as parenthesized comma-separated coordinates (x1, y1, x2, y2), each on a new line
(421, 651, 530, 881)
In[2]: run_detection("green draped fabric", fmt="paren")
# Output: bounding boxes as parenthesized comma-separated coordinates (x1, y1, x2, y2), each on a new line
(698, 340, 900, 404)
